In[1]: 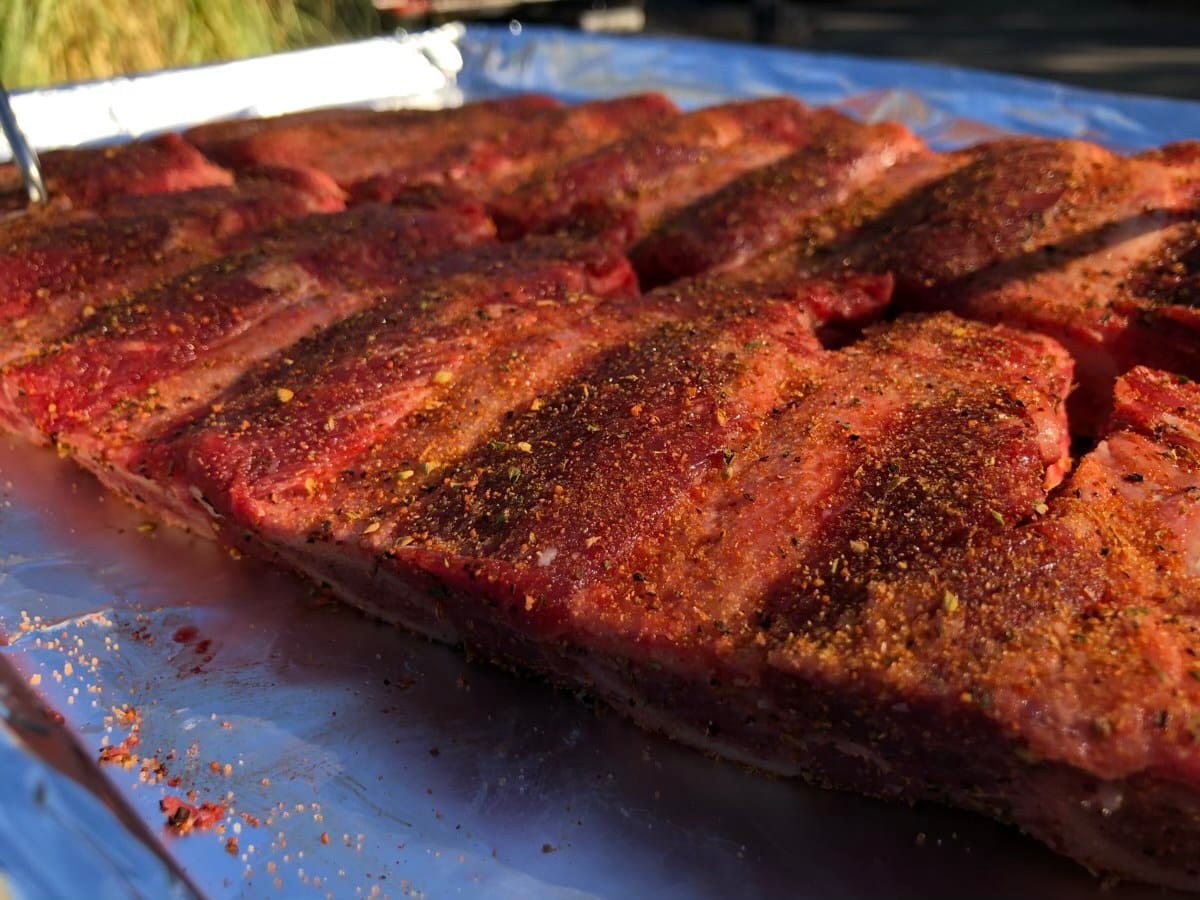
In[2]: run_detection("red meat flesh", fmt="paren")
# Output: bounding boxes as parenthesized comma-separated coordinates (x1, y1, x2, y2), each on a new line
(1, 201, 495, 457)
(164, 310, 1132, 890)
(146, 274, 888, 622)
(186, 95, 674, 197)
(0, 167, 345, 367)
(488, 97, 818, 245)
(0, 133, 231, 214)
(630, 110, 926, 287)
(184, 96, 561, 181)
(819, 137, 1200, 432)
(135, 237, 638, 531)
(347, 93, 678, 202)
(774, 365, 1200, 890)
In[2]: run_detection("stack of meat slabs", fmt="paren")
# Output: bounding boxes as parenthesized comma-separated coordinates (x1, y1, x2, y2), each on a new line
(2, 43, 1200, 897)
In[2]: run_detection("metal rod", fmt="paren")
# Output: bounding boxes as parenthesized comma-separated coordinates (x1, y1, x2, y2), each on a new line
(0, 79, 47, 205)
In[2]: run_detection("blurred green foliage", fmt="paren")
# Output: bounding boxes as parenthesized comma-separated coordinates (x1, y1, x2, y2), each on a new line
(0, 0, 381, 88)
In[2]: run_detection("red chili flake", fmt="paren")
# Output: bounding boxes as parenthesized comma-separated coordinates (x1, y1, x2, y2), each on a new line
(160, 795, 225, 835)
(172, 626, 198, 643)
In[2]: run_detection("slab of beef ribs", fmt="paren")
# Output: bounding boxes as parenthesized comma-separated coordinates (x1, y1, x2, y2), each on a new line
(150, 289, 1200, 885)
(8, 230, 636, 533)
(6, 93, 1200, 893)
(144, 271, 890, 592)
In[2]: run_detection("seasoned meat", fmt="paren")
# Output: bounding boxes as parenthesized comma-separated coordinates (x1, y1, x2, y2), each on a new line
(188, 94, 677, 197)
(775, 365, 1200, 890)
(133, 236, 638, 530)
(4, 95, 1200, 892)
(1, 200, 496, 452)
(630, 110, 926, 286)
(0, 166, 345, 366)
(347, 93, 678, 201)
(147, 271, 888, 563)
(0, 132, 231, 214)
(488, 97, 817, 245)
(813, 137, 1200, 432)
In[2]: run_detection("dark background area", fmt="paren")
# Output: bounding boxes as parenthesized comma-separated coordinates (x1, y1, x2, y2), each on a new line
(641, 0, 1200, 99)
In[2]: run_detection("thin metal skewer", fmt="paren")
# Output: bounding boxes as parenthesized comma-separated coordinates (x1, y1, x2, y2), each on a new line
(0, 79, 47, 205)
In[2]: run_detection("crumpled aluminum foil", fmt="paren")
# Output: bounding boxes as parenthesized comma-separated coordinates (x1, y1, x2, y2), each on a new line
(1, 23, 1195, 899)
